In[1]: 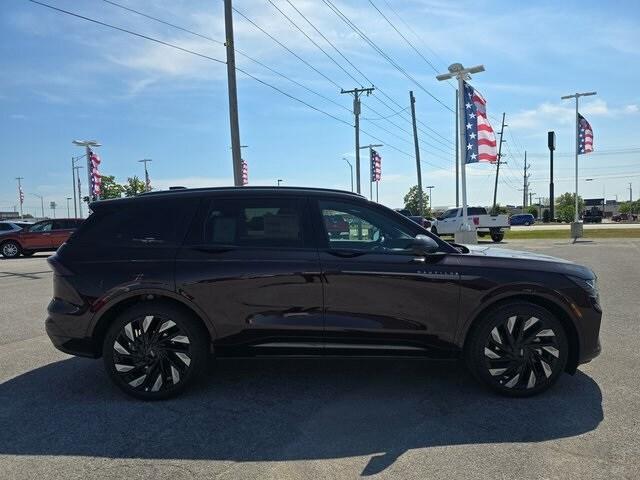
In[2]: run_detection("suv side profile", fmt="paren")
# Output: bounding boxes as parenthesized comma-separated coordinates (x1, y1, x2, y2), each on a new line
(46, 187, 602, 400)
(1, 218, 83, 258)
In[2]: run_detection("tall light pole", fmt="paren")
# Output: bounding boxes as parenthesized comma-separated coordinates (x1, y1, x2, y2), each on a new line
(437, 63, 486, 244)
(73, 140, 101, 206)
(277, 179, 283, 187)
(138, 159, 152, 192)
(15, 177, 24, 219)
(426, 185, 435, 211)
(561, 91, 596, 239)
(74, 165, 84, 218)
(32, 193, 45, 219)
(66, 197, 72, 217)
(343, 157, 354, 192)
(71, 153, 87, 218)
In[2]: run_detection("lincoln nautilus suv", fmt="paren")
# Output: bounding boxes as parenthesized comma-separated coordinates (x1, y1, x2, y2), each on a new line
(45, 187, 602, 400)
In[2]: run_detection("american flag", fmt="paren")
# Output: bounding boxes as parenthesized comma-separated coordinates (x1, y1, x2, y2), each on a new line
(241, 159, 248, 185)
(18, 185, 24, 205)
(370, 149, 381, 182)
(578, 113, 593, 155)
(463, 81, 497, 164)
(89, 150, 102, 196)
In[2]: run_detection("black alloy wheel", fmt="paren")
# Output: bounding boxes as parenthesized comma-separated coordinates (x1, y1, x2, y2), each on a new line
(103, 302, 207, 400)
(466, 303, 568, 397)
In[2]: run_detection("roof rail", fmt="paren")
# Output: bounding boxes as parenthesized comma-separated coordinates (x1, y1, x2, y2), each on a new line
(139, 186, 365, 197)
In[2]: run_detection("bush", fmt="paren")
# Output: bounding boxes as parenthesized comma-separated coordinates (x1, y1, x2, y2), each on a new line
(542, 209, 551, 223)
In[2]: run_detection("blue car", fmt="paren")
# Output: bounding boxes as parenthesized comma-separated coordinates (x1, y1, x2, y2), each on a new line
(509, 213, 535, 226)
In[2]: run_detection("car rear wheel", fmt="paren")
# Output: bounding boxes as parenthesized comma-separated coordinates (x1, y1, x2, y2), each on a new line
(103, 301, 208, 400)
(465, 302, 568, 397)
(1, 240, 21, 258)
(490, 233, 504, 242)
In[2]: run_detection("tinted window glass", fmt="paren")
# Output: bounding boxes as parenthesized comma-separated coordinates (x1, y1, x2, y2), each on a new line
(0, 223, 11, 231)
(52, 220, 67, 230)
(189, 197, 307, 248)
(468, 207, 487, 215)
(441, 209, 459, 219)
(29, 221, 52, 232)
(319, 200, 414, 252)
(73, 199, 195, 246)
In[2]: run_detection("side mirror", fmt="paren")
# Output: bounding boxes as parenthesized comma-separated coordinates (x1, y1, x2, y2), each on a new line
(411, 234, 439, 255)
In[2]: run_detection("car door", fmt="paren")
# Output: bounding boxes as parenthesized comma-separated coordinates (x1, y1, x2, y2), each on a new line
(313, 198, 462, 355)
(50, 220, 74, 249)
(20, 220, 54, 249)
(175, 195, 324, 356)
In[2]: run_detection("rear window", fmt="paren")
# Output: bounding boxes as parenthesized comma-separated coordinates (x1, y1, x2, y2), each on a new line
(72, 199, 196, 247)
(468, 207, 487, 215)
(185, 197, 308, 248)
(0, 223, 12, 231)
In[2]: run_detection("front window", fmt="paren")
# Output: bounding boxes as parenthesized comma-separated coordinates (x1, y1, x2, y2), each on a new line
(440, 208, 459, 219)
(319, 200, 414, 253)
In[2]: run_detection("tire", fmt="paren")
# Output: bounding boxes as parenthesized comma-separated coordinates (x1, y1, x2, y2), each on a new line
(464, 302, 568, 397)
(1, 241, 21, 258)
(524, 221, 531, 226)
(490, 233, 504, 243)
(103, 301, 209, 400)
(22, 250, 35, 257)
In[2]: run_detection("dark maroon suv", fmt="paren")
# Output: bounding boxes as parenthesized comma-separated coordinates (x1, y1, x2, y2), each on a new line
(46, 187, 602, 400)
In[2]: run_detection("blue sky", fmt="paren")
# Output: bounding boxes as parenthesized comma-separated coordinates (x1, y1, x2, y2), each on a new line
(1, 0, 639, 216)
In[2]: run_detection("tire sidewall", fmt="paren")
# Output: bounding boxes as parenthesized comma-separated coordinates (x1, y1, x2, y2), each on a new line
(466, 302, 568, 397)
(102, 302, 208, 400)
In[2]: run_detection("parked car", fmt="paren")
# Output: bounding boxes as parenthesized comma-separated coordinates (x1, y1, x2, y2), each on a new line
(612, 213, 637, 222)
(0, 220, 34, 236)
(0, 218, 83, 258)
(408, 215, 432, 229)
(509, 213, 535, 226)
(431, 207, 510, 242)
(46, 187, 601, 400)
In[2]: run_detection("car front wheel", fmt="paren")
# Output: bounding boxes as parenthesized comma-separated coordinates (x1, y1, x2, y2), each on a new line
(103, 301, 208, 400)
(465, 302, 568, 397)
(1, 241, 21, 258)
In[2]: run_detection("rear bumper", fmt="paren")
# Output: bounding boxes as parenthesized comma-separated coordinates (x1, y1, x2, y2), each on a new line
(45, 297, 98, 358)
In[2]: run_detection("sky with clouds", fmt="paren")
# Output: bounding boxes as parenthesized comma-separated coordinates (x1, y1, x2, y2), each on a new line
(1, 0, 639, 216)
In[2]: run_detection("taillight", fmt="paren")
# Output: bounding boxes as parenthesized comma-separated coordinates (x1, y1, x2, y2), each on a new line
(47, 253, 73, 276)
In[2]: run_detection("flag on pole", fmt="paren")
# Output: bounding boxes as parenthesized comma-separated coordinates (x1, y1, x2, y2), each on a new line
(463, 81, 497, 164)
(18, 186, 24, 205)
(89, 150, 102, 196)
(241, 159, 248, 185)
(370, 149, 382, 182)
(578, 113, 593, 155)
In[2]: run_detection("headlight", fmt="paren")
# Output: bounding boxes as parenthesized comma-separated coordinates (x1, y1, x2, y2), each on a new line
(568, 275, 599, 304)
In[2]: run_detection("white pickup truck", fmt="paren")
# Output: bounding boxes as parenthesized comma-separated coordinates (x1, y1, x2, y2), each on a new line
(431, 207, 510, 242)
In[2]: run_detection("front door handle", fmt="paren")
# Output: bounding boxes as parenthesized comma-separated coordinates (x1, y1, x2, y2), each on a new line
(327, 249, 367, 258)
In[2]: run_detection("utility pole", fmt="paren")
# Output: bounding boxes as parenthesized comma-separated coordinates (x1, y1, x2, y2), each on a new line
(529, 191, 536, 209)
(629, 183, 633, 202)
(409, 91, 424, 213)
(138, 159, 152, 192)
(66, 197, 72, 217)
(359, 144, 383, 201)
(522, 151, 529, 213)
(343, 157, 354, 192)
(224, 0, 243, 187)
(561, 90, 597, 239)
(548, 131, 556, 221)
(15, 177, 24, 219)
(455, 89, 459, 207)
(537, 196, 543, 220)
(341, 86, 375, 194)
(492, 112, 507, 212)
(437, 62, 486, 245)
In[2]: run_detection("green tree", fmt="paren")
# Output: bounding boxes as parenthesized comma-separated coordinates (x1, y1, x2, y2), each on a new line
(123, 176, 147, 197)
(619, 201, 640, 214)
(403, 185, 430, 216)
(490, 203, 508, 215)
(100, 175, 125, 199)
(555, 192, 585, 223)
(526, 206, 538, 219)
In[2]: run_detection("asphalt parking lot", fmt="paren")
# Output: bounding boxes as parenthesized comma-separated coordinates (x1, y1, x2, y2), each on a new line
(1, 239, 639, 479)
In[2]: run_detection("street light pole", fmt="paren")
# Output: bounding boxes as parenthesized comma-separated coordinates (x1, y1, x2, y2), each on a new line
(138, 159, 152, 192)
(561, 91, 596, 239)
(15, 177, 24, 219)
(277, 179, 283, 187)
(66, 197, 72, 217)
(426, 185, 435, 211)
(74, 165, 84, 218)
(343, 157, 354, 192)
(437, 63, 486, 244)
(32, 193, 44, 219)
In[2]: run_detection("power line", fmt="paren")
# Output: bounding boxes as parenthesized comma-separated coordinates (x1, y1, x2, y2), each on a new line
(361, 106, 409, 121)
(321, 0, 455, 114)
(27, 0, 225, 65)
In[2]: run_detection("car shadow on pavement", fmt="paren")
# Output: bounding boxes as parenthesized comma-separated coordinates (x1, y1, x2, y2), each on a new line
(0, 357, 602, 476)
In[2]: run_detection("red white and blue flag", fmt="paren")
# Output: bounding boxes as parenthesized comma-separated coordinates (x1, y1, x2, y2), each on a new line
(89, 150, 102, 197)
(370, 149, 381, 182)
(241, 159, 248, 185)
(463, 81, 497, 164)
(18, 185, 24, 205)
(578, 113, 593, 155)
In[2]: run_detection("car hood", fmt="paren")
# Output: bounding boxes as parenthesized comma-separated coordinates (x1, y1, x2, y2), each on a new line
(464, 245, 573, 264)
(460, 244, 594, 279)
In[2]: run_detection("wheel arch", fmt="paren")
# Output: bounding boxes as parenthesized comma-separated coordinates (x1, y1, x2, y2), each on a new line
(90, 290, 216, 358)
(460, 294, 580, 374)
